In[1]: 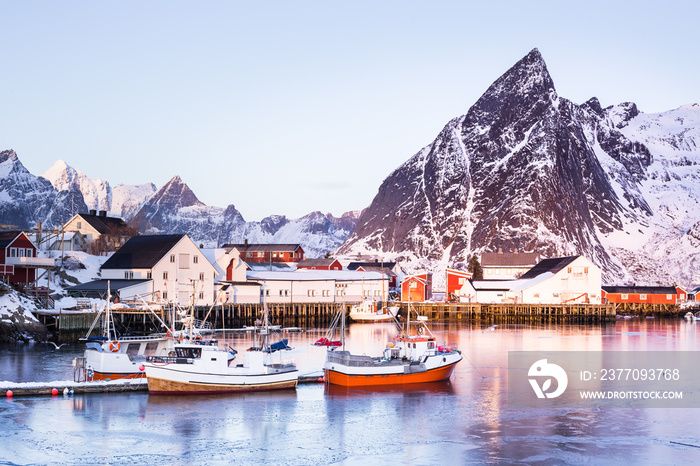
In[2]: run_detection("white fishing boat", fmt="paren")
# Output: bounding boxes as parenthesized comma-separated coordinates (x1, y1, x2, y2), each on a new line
(75, 283, 175, 381)
(348, 299, 400, 322)
(319, 304, 462, 387)
(144, 290, 298, 394)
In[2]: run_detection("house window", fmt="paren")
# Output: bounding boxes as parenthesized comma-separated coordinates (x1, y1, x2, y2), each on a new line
(285, 290, 289, 296)
(170, 255, 175, 263)
(8, 248, 16, 257)
(621, 294, 628, 300)
(147, 272, 152, 279)
(307, 290, 316, 297)
(584, 267, 589, 274)
(124, 271, 133, 279)
(409, 281, 417, 289)
(26, 249, 33, 257)
(18, 249, 25, 257)
(567, 267, 572, 273)
(666, 294, 673, 300)
(495, 269, 500, 275)
(640, 294, 647, 300)
(458, 277, 465, 285)
(162, 292, 167, 300)
(77, 222, 82, 229)
(163, 272, 168, 280)
(279, 290, 284, 297)
(193, 256, 199, 264)
(199, 292, 204, 299)
(199, 273, 205, 281)
(179, 254, 189, 269)
(265, 289, 270, 296)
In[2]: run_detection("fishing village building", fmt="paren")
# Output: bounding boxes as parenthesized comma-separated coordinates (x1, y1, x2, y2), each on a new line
(401, 273, 433, 302)
(60, 210, 135, 252)
(347, 261, 400, 289)
(68, 234, 217, 306)
(0, 231, 55, 307)
(470, 256, 602, 304)
(222, 242, 305, 265)
(296, 258, 343, 270)
(446, 268, 474, 302)
(481, 249, 540, 280)
(601, 285, 687, 305)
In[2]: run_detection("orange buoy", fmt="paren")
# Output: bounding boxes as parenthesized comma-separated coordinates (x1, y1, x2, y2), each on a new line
(109, 341, 121, 352)
(6, 390, 12, 398)
(51, 388, 58, 396)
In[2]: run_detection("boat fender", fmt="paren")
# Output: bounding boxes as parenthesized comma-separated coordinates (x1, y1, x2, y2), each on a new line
(86, 369, 94, 380)
(109, 341, 120, 352)
(418, 327, 424, 334)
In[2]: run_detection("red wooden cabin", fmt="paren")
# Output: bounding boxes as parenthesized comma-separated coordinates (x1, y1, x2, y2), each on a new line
(445, 268, 473, 301)
(401, 273, 432, 302)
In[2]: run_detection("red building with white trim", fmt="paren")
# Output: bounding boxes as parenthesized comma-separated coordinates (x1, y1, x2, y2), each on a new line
(296, 258, 343, 270)
(401, 273, 432, 302)
(446, 268, 473, 301)
(222, 242, 304, 265)
(0, 231, 55, 307)
(601, 286, 684, 305)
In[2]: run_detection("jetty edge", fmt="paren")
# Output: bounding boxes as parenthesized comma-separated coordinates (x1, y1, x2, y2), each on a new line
(2, 371, 324, 397)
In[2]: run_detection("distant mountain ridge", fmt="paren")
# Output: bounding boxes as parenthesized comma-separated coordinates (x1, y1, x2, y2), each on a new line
(338, 49, 700, 286)
(1, 151, 360, 258)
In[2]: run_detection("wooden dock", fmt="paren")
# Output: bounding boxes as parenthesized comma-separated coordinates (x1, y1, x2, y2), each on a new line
(412, 303, 617, 323)
(2, 373, 324, 397)
(40, 300, 687, 342)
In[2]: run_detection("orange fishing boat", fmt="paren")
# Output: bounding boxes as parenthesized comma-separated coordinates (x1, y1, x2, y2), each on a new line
(320, 304, 462, 387)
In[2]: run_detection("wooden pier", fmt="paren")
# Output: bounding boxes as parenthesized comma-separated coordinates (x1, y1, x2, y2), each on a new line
(412, 303, 617, 323)
(2, 373, 324, 397)
(39, 300, 692, 342)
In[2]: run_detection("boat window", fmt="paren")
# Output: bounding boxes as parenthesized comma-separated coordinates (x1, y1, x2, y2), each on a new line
(428, 342, 434, 349)
(145, 342, 159, 355)
(125, 344, 140, 357)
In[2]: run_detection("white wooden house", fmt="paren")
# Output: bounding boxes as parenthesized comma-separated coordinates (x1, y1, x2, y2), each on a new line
(70, 234, 217, 306)
(473, 256, 602, 304)
(61, 210, 134, 251)
(244, 269, 390, 304)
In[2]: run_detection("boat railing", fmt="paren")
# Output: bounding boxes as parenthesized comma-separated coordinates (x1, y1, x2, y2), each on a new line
(115, 335, 167, 343)
(146, 356, 195, 365)
(327, 351, 395, 367)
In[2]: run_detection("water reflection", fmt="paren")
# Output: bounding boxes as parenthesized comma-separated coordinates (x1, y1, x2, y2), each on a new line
(1, 318, 698, 463)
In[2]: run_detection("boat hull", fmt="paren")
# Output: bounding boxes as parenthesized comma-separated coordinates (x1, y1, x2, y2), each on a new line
(348, 313, 395, 322)
(147, 376, 298, 394)
(144, 360, 299, 395)
(324, 359, 460, 387)
(91, 371, 145, 381)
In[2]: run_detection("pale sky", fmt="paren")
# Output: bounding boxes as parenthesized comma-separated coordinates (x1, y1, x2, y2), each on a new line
(2, 1, 697, 221)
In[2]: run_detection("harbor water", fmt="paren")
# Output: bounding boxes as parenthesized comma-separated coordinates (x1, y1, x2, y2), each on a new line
(2, 318, 700, 464)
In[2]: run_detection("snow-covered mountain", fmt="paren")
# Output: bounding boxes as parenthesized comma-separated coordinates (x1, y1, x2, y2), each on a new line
(338, 49, 700, 286)
(1, 153, 359, 258)
(0, 150, 87, 229)
(137, 175, 358, 257)
(41, 160, 155, 219)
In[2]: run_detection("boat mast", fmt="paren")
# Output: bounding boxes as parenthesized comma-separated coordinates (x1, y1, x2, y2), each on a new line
(106, 280, 112, 340)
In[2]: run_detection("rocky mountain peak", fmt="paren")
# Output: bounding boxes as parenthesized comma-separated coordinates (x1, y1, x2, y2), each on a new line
(150, 175, 204, 209)
(0, 149, 18, 163)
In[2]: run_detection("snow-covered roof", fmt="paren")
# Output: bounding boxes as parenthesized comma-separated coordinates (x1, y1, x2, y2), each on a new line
(248, 270, 387, 282)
